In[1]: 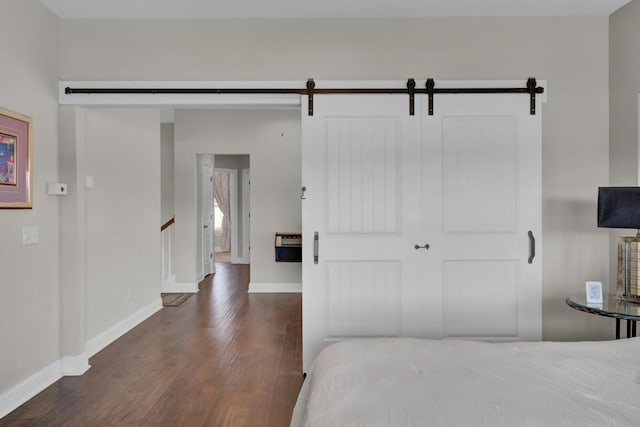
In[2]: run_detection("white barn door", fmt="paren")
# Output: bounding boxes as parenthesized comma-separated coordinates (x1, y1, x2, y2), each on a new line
(302, 88, 542, 371)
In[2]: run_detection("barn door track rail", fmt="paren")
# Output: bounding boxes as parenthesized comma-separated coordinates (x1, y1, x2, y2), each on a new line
(64, 78, 544, 116)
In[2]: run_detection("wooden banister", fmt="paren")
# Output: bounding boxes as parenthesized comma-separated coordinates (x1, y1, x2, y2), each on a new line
(161, 217, 175, 232)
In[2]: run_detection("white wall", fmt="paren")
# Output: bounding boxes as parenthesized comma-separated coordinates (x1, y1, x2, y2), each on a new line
(175, 110, 301, 285)
(59, 17, 612, 340)
(83, 108, 162, 340)
(0, 0, 61, 398)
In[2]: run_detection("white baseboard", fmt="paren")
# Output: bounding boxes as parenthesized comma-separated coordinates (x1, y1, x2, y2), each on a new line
(0, 359, 62, 419)
(163, 274, 200, 293)
(231, 256, 249, 265)
(0, 299, 163, 419)
(61, 353, 91, 376)
(86, 297, 163, 357)
(163, 281, 200, 293)
(248, 282, 302, 293)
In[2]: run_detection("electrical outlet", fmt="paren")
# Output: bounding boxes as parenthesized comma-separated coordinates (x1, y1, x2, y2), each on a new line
(22, 226, 39, 245)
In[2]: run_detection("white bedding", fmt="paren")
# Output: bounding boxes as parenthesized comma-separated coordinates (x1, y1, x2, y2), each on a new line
(291, 338, 640, 427)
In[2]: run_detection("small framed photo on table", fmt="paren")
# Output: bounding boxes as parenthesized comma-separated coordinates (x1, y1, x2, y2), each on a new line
(586, 281, 603, 304)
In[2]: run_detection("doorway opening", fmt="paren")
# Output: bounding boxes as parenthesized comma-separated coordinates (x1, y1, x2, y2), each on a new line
(213, 154, 250, 265)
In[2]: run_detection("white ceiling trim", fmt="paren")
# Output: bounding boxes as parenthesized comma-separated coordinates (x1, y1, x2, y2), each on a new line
(59, 81, 307, 109)
(41, 0, 630, 19)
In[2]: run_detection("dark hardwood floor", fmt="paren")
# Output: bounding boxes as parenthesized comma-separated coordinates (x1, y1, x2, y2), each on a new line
(0, 263, 303, 427)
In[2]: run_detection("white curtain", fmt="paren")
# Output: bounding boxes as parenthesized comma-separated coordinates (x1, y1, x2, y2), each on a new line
(213, 171, 231, 252)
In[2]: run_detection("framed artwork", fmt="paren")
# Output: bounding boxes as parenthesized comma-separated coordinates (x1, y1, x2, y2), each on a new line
(0, 108, 32, 208)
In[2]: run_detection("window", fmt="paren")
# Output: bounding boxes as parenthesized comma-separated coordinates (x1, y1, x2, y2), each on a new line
(214, 198, 224, 232)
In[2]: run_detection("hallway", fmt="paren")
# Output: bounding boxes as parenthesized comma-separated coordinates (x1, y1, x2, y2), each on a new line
(0, 263, 303, 426)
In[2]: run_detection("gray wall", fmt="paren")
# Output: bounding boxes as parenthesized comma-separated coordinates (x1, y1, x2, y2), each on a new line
(83, 108, 162, 339)
(215, 154, 250, 170)
(609, 0, 640, 285)
(59, 17, 613, 340)
(58, 106, 162, 352)
(0, 0, 61, 397)
(176, 110, 301, 285)
(610, 0, 640, 188)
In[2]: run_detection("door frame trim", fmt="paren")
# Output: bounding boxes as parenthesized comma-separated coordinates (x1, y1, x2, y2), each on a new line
(199, 161, 215, 279)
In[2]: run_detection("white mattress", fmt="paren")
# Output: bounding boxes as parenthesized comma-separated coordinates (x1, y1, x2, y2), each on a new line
(291, 338, 640, 426)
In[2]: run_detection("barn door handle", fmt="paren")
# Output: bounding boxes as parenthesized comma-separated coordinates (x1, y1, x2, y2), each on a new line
(414, 243, 430, 250)
(314, 232, 319, 264)
(528, 231, 535, 264)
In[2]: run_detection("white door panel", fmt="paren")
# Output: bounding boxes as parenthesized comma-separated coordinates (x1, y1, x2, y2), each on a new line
(325, 119, 400, 234)
(325, 261, 402, 338)
(442, 116, 518, 234)
(443, 260, 520, 338)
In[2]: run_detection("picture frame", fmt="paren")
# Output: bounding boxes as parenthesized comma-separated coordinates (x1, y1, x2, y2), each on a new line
(586, 281, 603, 304)
(0, 107, 33, 208)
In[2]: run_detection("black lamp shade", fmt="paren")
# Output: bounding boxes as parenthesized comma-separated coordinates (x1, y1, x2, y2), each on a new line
(598, 187, 640, 229)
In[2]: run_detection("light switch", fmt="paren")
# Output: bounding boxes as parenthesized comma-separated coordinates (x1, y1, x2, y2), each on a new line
(22, 226, 39, 245)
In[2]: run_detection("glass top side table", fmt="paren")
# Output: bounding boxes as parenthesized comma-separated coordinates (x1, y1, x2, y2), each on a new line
(566, 294, 640, 339)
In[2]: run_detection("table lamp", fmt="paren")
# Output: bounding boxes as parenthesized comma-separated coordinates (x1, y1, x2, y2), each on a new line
(598, 186, 640, 302)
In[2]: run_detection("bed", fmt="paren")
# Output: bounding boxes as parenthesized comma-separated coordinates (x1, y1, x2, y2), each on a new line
(291, 338, 640, 426)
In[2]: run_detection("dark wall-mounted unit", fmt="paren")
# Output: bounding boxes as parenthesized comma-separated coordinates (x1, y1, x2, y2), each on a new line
(275, 232, 302, 262)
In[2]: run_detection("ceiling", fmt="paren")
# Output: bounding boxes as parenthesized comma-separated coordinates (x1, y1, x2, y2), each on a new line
(40, 0, 631, 19)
